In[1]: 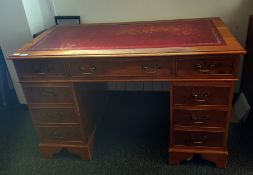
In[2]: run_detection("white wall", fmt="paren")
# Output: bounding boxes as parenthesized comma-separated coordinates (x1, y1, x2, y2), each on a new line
(0, 0, 55, 104)
(0, 0, 32, 104)
(22, 0, 54, 35)
(39, 0, 55, 30)
(22, 0, 44, 35)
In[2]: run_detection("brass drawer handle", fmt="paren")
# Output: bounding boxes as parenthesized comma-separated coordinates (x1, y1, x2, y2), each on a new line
(34, 63, 51, 75)
(192, 92, 209, 102)
(190, 135, 207, 144)
(79, 65, 96, 75)
(36, 72, 47, 75)
(52, 132, 65, 139)
(142, 64, 161, 74)
(41, 89, 56, 97)
(45, 112, 63, 121)
(195, 63, 215, 73)
(193, 141, 204, 144)
(190, 115, 209, 124)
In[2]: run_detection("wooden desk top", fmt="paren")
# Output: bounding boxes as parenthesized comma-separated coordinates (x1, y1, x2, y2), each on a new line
(10, 17, 245, 59)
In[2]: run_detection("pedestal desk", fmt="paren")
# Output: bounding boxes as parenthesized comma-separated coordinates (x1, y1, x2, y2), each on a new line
(9, 17, 245, 168)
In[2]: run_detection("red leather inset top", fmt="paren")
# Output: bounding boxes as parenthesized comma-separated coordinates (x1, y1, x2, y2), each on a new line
(30, 19, 225, 51)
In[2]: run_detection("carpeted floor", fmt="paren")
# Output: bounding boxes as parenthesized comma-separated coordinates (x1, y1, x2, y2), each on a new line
(0, 92, 253, 175)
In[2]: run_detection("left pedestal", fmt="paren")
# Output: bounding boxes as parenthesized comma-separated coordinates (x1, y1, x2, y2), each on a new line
(22, 83, 106, 160)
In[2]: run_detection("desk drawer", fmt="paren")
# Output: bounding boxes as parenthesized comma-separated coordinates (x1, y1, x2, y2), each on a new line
(174, 131, 224, 147)
(68, 58, 171, 77)
(175, 57, 237, 76)
(23, 85, 74, 104)
(118, 58, 171, 76)
(174, 86, 229, 105)
(14, 60, 67, 79)
(174, 109, 226, 128)
(30, 107, 79, 124)
(69, 60, 119, 77)
(37, 125, 83, 143)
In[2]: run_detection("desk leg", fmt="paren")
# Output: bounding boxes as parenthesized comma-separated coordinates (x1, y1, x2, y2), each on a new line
(73, 83, 108, 159)
(169, 150, 193, 165)
(202, 153, 228, 169)
(169, 149, 228, 168)
(39, 143, 93, 160)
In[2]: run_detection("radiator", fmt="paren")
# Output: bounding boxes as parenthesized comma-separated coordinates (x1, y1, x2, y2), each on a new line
(107, 82, 169, 91)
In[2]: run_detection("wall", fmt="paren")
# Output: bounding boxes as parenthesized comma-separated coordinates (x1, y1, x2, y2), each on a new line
(0, 0, 32, 104)
(51, 0, 253, 91)
(0, 0, 54, 104)
(22, 0, 54, 35)
(38, 0, 55, 31)
(22, 0, 44, 35)
(0, 0, 55, 104)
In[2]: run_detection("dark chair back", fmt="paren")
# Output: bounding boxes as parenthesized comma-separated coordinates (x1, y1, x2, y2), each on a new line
(55, 16, 81, 25)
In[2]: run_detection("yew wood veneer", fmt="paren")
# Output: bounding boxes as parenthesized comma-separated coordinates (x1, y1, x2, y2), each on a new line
(9, 17, 245, 168)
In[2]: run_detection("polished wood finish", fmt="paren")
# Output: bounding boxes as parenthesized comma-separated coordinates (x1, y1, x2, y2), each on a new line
(37, 125, 84, 143)
(175, 55, 237, 76)
(68, 57, 172, 78)
(15, 60, 67, 79)
(21, 82, 106, 159)
(39, 143, 92, 160)
(174, 109, 226, 128)
(9, 18, 245, 168)
(30, 107, 79, 124)
(169, 81, 235, 168)
(169, 148, 228, 168)
(174, 86, 230, 105)
(174, 130, 224, 147)
(23, 84, 74, 104)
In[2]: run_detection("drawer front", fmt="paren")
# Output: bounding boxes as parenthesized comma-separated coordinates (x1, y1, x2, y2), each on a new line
(37, 125, 83, 143)
(176, 58, 236, 76)
(23, 85, 74, 104)
(30, 107, 79, 124)
(14, 60, 67, 79)
(174, 109, 226, 128)
(68, 58, 171, 77)
(174, 131, 224, 147)
(174, 86, 230, 105)
(118, 58, 171, 77)
(69, 60, 119, 77)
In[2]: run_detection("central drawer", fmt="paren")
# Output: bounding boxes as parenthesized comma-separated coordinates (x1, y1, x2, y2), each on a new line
(174, 86, 230, 105)
(68, 57, 171, 77)
(118, 58, 172, 76)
